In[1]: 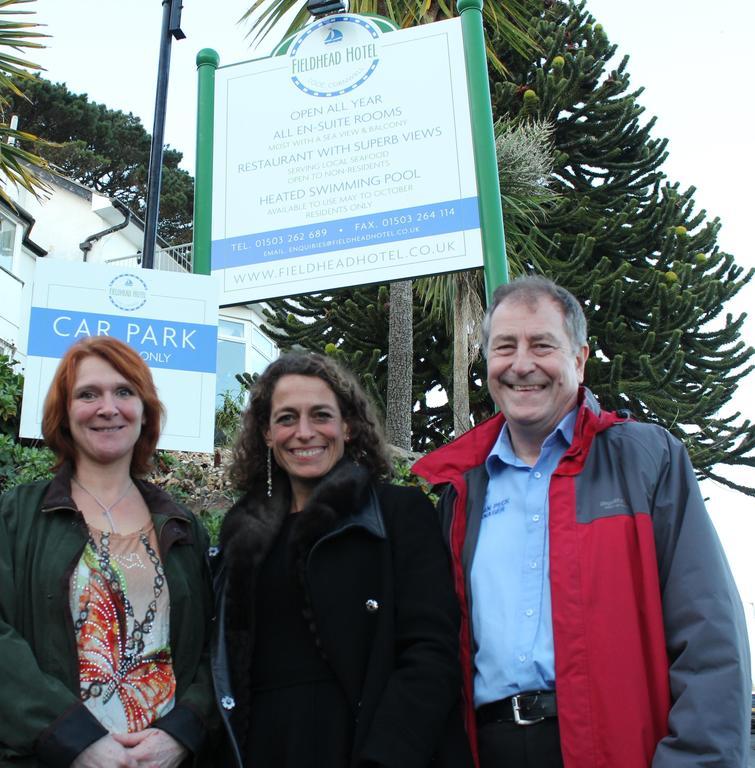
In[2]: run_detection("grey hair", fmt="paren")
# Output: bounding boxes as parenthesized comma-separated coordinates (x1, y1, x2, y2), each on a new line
(481, 276, 588, 355)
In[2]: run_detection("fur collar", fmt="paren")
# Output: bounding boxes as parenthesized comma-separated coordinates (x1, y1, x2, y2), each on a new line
(219, 459, 382, 628)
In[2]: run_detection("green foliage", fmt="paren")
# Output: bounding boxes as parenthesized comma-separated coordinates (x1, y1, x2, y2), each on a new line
(215, 390, 246, 447)
(485, 0, 754, 491)
(150, 451, 237, 545)
(390, 453, 438, 503)
(151, 451, 200, 505)
(236, 371, 258, 393)
(8, 76, 194, 244)
(0, 434, 54, 491)
(0, 353, 21, 434)
(494, 118, 558, 274)
(0, 0, 51, 202)
(0, 0, 46, 91)
(0, 355, 54, 492)
(196, 507, 226, 546)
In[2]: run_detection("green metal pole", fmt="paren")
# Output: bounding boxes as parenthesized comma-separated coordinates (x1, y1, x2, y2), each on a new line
(458, 0, 508, 304)
(192, 48, 219, 276)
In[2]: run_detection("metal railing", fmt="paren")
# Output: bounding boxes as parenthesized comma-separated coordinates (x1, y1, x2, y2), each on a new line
(106, 242, 193, 273)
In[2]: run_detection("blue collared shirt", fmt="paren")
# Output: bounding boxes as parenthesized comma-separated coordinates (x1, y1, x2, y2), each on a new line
(471, 408, 576, 707)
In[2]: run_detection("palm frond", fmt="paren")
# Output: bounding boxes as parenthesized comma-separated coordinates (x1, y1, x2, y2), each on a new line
(0, 0, 50, 199)
(239, 0, 310, 49)
(0, 127, 51, 204)
(239, 0, 540, 71)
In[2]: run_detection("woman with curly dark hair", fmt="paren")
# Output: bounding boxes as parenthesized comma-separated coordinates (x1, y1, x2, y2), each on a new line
(211, 352, 472, 768)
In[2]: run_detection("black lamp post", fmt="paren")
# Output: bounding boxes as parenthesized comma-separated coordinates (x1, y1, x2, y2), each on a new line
(142, 0, 185, 269)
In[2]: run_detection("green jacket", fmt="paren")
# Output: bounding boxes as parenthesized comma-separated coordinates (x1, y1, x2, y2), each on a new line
(0, 464, 215, 768)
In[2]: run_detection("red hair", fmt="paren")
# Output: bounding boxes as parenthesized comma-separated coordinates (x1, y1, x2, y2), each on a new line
(42, 336, 165, 476)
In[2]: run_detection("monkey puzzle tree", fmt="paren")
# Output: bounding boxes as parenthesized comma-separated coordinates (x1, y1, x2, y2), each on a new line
(486, 0, 754, 491)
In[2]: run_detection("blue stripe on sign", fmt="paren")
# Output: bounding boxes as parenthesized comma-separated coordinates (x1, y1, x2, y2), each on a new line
(212, 197, 479, 270)
(28, 309, 217, 373)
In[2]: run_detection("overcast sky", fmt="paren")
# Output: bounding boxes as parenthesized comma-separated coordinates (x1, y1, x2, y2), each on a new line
(585, 0, 755, 667)
(27, 0, 755, 650)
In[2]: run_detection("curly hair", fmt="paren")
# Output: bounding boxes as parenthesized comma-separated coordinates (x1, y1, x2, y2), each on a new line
(229, 352, 391, 492)
(42, 336, 165, 476)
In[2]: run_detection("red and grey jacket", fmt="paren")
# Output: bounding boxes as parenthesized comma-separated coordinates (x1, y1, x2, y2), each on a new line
(413, 387, 751, 768)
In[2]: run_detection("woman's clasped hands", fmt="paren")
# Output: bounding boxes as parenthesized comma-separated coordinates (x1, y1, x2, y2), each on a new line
(71, 729, 187, 768)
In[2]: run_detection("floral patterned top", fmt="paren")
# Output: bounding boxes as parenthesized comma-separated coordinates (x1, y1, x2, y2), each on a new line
(69, 523, 176, 733)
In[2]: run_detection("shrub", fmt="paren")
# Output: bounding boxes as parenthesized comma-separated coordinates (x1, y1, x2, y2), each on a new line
(215, 389, 246, 447)
(0, 356, 54, 493)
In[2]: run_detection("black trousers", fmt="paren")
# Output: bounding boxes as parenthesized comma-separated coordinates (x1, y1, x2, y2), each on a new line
(477, 717, 564, 768)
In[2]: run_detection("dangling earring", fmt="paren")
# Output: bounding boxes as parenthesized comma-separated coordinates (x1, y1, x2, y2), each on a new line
(267, 447, 273, 498)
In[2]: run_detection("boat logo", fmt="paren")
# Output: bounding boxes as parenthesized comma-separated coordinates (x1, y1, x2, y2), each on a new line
(289, 14, 380, 97)
(325, 28, 343, 45)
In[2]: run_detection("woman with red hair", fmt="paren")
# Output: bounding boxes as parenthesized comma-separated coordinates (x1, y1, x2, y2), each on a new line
(0, 336, 214, 768)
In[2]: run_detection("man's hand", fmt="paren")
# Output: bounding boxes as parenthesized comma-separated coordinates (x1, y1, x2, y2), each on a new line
(71, 735, 139, 768)
(113, 729, 188, 768)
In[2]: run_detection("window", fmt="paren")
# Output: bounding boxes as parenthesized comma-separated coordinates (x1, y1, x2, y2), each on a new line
(216, 319, 247, 405)
(215, 315, 278, 405)
(249, 322, 276, 376)
(0, 216, 16, 272)
(219, 318, 244, 339)
(252, 327, 274, 357)
(216, 337, 247, 403)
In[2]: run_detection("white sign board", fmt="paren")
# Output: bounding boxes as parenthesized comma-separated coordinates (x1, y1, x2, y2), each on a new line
(20, 260, 219, 453)
(212, 15, 482, 303)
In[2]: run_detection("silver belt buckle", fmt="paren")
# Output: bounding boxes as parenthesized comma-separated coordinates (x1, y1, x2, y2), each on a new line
(512, 694, 545, 726)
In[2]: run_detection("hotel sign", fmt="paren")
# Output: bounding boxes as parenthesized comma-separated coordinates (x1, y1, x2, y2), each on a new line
(211, 15, 482, 303)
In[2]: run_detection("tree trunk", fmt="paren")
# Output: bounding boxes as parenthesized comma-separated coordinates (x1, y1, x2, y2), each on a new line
(452, 277, 471, 435)
(385, 280, 413, 450)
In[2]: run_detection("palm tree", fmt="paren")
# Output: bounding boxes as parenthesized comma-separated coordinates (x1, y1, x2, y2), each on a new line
(0, 0, 50, 203)
(240, 0, 540, 447)
(416, 268, 484, 435)
(243, 0, 538, 71)
(416, 119, 557, 435)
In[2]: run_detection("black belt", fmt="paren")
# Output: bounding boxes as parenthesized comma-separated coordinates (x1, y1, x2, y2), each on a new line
(476, 691, 557, 727)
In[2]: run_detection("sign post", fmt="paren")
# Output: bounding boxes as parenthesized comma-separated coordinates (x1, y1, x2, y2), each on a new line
(458, 0, 508, 300)
(192, 48, 219, 277)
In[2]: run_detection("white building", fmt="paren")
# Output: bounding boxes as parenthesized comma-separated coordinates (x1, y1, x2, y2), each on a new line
(0, 167, 277, 404)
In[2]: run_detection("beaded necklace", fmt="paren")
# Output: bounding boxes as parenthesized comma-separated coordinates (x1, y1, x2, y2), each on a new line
(74, 528, 166, 661)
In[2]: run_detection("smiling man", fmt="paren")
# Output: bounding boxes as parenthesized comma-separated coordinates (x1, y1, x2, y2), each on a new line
(414, 276, 751, 768)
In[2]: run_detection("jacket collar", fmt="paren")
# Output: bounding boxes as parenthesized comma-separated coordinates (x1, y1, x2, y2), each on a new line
(39, 461, 194, 547)
(39, 461, 79, 514)
(219, 457, 382, 641)
(413, 387, 623, 485)
(297, 458, 385, 540)
(331, 484, 385, 539)
(220, 458, 382, 564)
